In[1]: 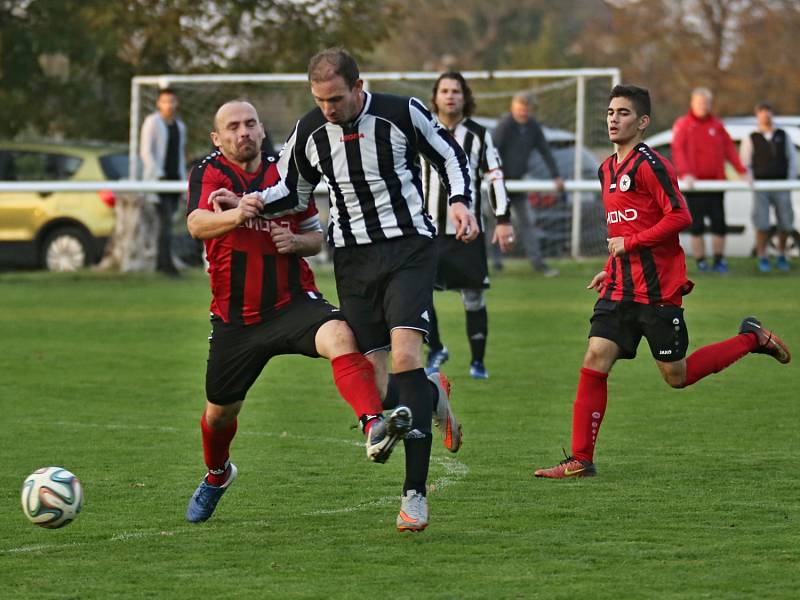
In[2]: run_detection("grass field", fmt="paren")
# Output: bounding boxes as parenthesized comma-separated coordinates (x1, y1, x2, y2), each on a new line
(1, 258, 798, 599)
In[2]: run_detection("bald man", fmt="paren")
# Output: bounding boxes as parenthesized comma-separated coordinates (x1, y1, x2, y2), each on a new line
(183, 100, 412, 524)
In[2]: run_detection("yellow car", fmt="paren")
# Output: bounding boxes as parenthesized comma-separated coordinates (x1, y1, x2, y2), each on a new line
(0, 141, 128, 271)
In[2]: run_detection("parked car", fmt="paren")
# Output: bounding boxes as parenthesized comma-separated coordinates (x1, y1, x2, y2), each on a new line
(471, 118, 608, 257)
(644, 118, 800, 257)
(524, 129, 607, 257)
(0, 141, 128, 271)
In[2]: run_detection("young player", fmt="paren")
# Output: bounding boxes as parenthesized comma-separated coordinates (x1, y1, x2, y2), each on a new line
(534, 85, 791, 479)
(184, 100, 412, 522)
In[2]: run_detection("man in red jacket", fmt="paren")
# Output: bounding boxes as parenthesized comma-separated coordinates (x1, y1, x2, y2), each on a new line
(671, 88, 749, 273)
(533, 85, 790, 479)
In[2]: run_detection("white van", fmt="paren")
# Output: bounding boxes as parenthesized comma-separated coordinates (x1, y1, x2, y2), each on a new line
(644, 117, 800, 258)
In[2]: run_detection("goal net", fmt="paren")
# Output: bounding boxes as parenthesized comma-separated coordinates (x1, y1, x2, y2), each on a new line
(130, 68, 620, 258)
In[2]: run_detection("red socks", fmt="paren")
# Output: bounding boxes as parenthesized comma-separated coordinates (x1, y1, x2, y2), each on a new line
(199, 353, 381, 486)
(201, 412, 237, 486)
(571, 368, 608, 462)
(683, 334, 757, 387)
(331, 353, 384, 426)
(568, 334, 758, 463)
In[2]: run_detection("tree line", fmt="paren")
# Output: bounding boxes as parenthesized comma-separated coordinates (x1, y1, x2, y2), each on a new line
(1, 0, 797, 142)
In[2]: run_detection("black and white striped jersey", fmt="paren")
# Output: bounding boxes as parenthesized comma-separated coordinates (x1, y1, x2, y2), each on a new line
(254, 91, 472, 248)
(422, 118, 509, 236)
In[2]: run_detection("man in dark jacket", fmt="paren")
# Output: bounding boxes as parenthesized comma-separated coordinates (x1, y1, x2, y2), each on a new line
(492, 92, 563, 276)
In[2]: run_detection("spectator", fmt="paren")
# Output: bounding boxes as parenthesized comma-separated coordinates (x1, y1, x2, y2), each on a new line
(492, 91, 564, 276)
(739, 101, 797, 272)
(671, 87, 749, 274)
(140, 88, 187, 277)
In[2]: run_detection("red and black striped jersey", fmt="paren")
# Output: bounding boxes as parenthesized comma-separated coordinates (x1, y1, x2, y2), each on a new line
(188, 150, 321, 325)
(598, 143, 694, 306)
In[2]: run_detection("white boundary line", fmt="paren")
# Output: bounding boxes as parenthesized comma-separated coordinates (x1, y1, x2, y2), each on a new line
(3, 522, 275, 555)
(2, 530, 177, 554)
(4, 420, 469, 554)
(305, 456, 469, 515)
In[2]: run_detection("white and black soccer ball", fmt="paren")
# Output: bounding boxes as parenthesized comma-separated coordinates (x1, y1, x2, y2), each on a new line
(21, 467, 84, 529)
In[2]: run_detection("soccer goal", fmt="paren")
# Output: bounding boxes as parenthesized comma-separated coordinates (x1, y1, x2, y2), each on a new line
(130, 68, 620, 257)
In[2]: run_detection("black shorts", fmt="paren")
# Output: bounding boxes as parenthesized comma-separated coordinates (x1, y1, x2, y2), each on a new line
(333, 235, 436, 354)
(434, 232, 489, 291)
(685, 191, 726, 235)
(588, 299, 689, 362)
(205, 295, 344, 405)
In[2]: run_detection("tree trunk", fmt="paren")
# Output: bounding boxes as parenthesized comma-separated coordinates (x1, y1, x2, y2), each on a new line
(96, 193, 159, 272)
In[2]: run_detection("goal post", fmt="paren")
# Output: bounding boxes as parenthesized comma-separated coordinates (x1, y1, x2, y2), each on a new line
(130, 68, 620, 258)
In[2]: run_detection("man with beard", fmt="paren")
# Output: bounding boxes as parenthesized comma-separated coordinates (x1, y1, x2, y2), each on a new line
(183, 100, 412, 523)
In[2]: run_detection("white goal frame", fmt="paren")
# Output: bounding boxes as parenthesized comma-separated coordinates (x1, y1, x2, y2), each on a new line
(130, 68, 621, 257)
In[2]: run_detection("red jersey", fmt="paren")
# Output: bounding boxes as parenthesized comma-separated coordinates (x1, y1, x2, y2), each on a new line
(598, 143, 694, 306)
(671, 111, 747, 180)
(188, 151, 321, 325)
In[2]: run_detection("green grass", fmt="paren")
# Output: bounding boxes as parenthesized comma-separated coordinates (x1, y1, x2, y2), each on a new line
(1, 259, 798, 599)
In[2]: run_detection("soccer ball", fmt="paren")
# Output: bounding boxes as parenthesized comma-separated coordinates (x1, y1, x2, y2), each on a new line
(21, 467, 84, 529)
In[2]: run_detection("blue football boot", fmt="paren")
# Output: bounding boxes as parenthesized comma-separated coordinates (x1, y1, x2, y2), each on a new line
(186, 463, 238, 523)
(425, 346, 449, 375)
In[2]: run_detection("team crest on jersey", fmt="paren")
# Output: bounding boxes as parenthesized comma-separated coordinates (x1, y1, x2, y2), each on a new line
(619, 174, 631, 192)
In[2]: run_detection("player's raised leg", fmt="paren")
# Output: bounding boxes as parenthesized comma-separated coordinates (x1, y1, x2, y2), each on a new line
(656, 316, 790, 389)
(316, 319, 412, 463)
